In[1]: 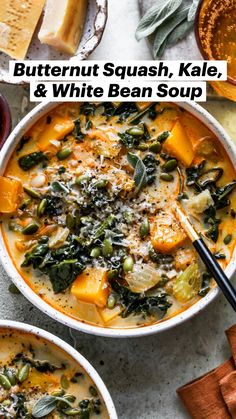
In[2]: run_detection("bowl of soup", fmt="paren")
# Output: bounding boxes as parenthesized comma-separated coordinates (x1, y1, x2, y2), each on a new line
(0, 101, 236, 337)
(0, 320, 117, 418)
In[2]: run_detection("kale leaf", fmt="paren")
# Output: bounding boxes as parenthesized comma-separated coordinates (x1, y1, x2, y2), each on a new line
(13, 353, 64, 372)
(143, 154, 159, 184)
(186, 160, 206, 188)
(73, 118, 85, 142)
(47, 259, 85, 293)
(204, 206, 221, 243)
(114, 102, 138, 122)
(21, 237, 89, 293)
(101, 102, 116, 119)
(11, 393, 29, 418)
(80, 103, 97, 116)
(18, 151, 47, 171)
(118, 131, 139, 148)
(21, 243, 49, 269)
(211, 181, 236, 209)
(44, 195, 64, 216)
(111, 281, 171, 318)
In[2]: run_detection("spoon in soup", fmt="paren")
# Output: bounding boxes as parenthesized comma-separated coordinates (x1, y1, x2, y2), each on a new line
(174, 203, 236, 311)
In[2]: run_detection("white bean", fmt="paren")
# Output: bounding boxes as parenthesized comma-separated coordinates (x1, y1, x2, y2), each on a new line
(30, 173, 46, 188)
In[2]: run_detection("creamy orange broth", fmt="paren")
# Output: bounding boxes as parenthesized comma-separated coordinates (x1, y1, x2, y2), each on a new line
(0, 328, 108, 418)
(1, 102, 236, 329)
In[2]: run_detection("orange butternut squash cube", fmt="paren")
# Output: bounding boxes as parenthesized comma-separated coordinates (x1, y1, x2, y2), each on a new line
(0, 176, 22, 213)
(71, 267, 109, 307)
(163, 121, 194, 167)
(150, 211, 186, 253)
(37, 116, 74, 152)
(98, 305, 122, 324)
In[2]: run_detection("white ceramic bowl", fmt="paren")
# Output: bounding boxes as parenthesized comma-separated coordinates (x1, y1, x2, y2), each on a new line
(0, 101, 236, 338)
(0, 319, 117, 418)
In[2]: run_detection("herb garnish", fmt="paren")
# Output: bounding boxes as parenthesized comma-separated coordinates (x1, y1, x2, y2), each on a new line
(136, 0, 199, 58)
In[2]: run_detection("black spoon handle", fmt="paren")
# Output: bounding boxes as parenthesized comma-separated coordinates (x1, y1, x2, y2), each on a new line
(193, 238, 236, 311)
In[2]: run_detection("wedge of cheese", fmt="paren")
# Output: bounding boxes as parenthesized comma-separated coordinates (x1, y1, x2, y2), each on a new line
(38, 0, 88, 55)
(0, 0, 45, 59)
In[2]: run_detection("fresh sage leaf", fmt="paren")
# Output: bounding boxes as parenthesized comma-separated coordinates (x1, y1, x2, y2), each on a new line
(131, 155, 147, 193)
(136, 0, 182, 41)
(188, 0, 200, 21)
(156, 38, 168, 60)
(127, 152, 152, 193)
(127, 152, 139, 169)
(51, 181, 69, 194)
(32, 395, 57, 418)
(134, 158, 148, 192)
(166, 19, 194, 46)
(153, 3, 189, 57)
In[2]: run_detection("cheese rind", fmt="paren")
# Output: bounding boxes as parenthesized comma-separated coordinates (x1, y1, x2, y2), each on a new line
(0, 0, 45, 59)
(38, 0, 88, 55)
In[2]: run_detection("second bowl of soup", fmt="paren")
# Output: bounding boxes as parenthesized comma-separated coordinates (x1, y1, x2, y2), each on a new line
(0, 320, 117, 417)
(0, 101, 236, 337)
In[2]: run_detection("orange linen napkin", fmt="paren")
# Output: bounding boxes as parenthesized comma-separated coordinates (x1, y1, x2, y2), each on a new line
(177, 325, 236, 419)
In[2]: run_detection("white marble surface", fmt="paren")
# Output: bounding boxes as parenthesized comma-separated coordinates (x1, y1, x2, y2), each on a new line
(0, 1, 236, 418)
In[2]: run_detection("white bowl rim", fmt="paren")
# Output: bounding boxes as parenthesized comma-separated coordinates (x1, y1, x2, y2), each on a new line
(0, 101, 236, 338)
(0, 319, 117, 418)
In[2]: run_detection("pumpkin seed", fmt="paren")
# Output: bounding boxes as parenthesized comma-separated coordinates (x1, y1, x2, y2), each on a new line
(160, 173, 174, 182)
(18, 364, 30, 382)
(63, 408, 81, 416)
(2, 399, 11, 406)
(57, 148, 72, 161)
(37, 198, 47, 217)
(0, 374, 12, 390)
(22, 223, 39, 235)
(19, 198, 32, 210)
(90, 247, 101, 258)
(23, 186, 41, 199)
(89, 385, 98, 397)
(162, 159, 177, 172)
(5, 369, 17, 385)
(66, 214, 75, 229)
(137, 142, 149, 151)
(61, 374, 70, 389)
(127, 126, 144, 137)
(51, 389, 65, 397)
(140, 218, 150, 239)
(63, 394, 76, 403)
(75, 174, 91, 185)
(149, 141, 161, 153)
(102, 238, 113, 257)
(93, 179, 108, 189)
(123, 255, 134, 272)
(107, 269, 118, 281)
(224, 234, 232, 245)
(107, 294, 117, 309)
